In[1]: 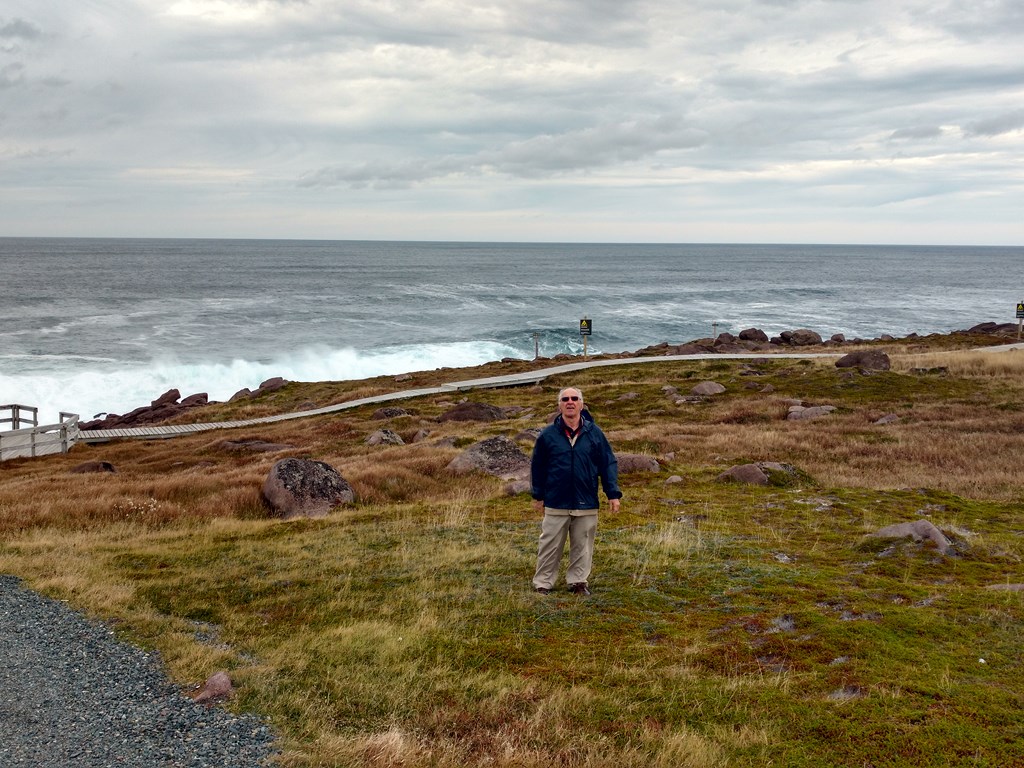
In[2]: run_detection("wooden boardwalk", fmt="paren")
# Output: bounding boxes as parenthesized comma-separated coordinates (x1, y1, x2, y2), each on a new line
(18, 343, 1021, 452)
(76, 352, 846, 446)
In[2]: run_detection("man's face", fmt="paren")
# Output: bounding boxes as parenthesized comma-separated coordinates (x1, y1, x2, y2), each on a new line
(559, 389, 583, 420)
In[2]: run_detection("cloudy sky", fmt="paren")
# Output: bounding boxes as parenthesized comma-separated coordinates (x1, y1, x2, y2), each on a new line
(2, 0, 1022, 244)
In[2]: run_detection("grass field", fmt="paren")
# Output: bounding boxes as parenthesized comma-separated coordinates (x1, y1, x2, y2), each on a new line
(2, 336, 1023, 766)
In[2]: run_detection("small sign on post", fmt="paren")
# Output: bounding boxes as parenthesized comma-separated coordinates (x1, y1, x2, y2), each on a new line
(580, 317, 592, 358)
(1017, 301, 1024, 340)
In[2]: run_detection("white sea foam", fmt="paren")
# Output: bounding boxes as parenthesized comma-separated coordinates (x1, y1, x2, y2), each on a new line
(0, 341, 522, 425)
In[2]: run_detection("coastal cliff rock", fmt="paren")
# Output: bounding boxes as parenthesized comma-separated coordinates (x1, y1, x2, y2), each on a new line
(79, 389, 210, 430)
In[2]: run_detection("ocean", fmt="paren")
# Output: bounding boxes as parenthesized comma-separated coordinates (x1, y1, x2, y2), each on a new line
(1, 238, 1022, 424)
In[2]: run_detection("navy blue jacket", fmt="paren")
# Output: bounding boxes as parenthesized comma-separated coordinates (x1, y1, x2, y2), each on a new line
(531, 410, 622, 510)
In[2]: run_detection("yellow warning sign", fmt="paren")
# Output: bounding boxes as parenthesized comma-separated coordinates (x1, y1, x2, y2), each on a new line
(579, 318, 592, 336)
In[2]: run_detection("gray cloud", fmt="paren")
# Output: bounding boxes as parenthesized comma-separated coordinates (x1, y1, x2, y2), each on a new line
(0, 18, 42, 40)
(1, 0, 1022, 243)
(964, 110, 1024, 138)
(890, 126, 944, 140)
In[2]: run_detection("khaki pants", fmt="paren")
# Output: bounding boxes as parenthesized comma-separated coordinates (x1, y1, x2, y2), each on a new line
(532, 510, 598, 590)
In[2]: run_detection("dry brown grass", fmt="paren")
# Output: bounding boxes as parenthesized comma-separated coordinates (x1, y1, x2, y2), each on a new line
(3, 340, 1024, 767)
(890, 346, 1024, 377)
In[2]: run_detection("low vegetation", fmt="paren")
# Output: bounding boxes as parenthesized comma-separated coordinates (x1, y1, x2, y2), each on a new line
(2, 337, 1023, 767)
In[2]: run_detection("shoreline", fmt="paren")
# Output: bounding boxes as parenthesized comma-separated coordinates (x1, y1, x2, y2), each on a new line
(75, 321, 1021, 433)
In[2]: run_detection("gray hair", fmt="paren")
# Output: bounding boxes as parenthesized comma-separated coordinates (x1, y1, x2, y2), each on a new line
(557, 387, 584, 403)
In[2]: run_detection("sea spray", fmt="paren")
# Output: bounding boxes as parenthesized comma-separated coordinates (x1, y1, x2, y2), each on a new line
(0, 340, 555, 423)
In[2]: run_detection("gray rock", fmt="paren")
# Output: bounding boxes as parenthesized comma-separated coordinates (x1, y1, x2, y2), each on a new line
(617, 453, 660, 473)
(262, 458, 355, 519)
(787, 405, 837, 421)
(690, 381, 726, 396)
(365, 429, 404, 446)
(869, 520, 954, 555)
(446, 436, 530, 479)
(874, 414, 900, 425)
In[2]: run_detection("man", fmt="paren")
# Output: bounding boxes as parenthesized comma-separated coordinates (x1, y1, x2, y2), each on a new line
(530, 386, 622, 595)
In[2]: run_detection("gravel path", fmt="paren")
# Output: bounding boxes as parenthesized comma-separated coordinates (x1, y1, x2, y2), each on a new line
(0, 575, 277, 767)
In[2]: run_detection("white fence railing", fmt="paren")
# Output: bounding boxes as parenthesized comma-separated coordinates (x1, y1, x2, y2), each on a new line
(0, 406, 81, 461)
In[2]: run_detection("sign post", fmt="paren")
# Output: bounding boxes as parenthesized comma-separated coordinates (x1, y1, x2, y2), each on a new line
(1016, 301, 1024, 340)
(579, 317, 592, 359)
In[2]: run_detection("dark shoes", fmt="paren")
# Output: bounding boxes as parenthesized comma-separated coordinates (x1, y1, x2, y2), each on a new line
(533, 584, 591, 595)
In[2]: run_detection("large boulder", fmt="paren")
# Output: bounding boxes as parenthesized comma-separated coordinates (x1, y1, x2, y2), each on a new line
(438, 401, 507, 422)
(262, 458, 355, 519)
(789, 328, 823, 346)
(739, 328, 769, 343)
(446, 436, 530, 479)
(835, 350, 891, 371)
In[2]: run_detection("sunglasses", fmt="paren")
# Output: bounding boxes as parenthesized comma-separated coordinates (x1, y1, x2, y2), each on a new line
(560, 396, 581, 402)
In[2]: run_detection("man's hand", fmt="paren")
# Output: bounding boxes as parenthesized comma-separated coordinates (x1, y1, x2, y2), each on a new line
(533, 499, 544, 513)
(609, 498, 621, 513)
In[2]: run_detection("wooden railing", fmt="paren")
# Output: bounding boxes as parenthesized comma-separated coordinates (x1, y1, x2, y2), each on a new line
(0, 406, 81, 461)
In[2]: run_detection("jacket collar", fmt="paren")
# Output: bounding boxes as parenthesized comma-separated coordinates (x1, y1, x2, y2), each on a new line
(555, 409, 593, 432)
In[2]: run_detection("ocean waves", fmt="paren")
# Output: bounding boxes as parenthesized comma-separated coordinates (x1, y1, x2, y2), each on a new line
(3, 238, 1023, 425)
(0, 341, 529, 423)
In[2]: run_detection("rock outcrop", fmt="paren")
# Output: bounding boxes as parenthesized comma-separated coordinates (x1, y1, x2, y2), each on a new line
(80, 389, 210, 430)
